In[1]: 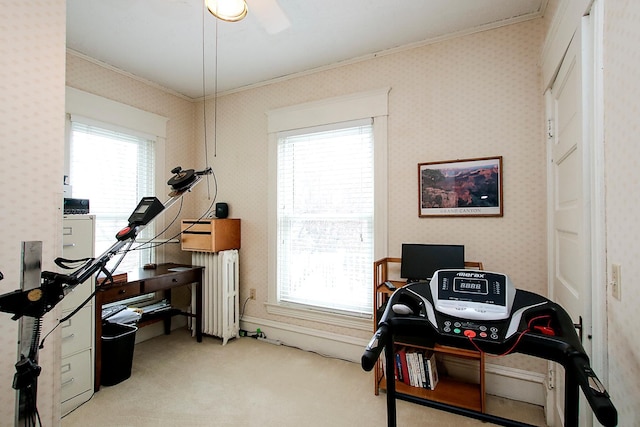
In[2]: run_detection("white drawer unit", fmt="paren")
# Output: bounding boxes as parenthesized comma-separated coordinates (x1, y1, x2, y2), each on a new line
(61, 214, 95, 415)
(61, 349, 94, 414)
(60, 305, 93, 358)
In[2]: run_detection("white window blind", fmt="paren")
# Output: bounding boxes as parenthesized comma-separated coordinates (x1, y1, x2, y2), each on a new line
(277, 119, 374, 315)
(69, 121, 156, 273)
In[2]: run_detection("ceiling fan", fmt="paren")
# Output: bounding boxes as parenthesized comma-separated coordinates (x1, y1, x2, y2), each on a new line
(206, 0, 291, 34)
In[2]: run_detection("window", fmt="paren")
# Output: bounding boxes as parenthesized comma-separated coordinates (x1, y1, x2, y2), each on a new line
(267, 88, 389, 328)
(65, 87, 168, 273)
(277, 120, 374, 314)
(69, 121, 156, 273)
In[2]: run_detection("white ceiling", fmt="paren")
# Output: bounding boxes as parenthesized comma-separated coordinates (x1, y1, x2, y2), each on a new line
(66, 0, 547, 99)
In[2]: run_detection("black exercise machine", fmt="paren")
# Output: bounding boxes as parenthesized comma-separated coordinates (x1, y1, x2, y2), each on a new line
(362, 269, 617, 427)
(0, 166, 211, 426)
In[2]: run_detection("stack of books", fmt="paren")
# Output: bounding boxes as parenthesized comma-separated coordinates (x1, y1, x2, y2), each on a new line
(390, 347, 439, 390)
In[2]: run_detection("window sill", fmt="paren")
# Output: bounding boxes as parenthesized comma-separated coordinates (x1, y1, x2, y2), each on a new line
(265, 302, 372, 331)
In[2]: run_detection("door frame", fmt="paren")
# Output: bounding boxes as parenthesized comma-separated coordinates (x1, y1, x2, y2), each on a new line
(543, 0, 607, 425)
(583, 0, 607, 385)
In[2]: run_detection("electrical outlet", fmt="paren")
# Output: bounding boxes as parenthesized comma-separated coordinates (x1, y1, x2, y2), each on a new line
(249, 288, 256, 300)
(611, 263, 621, 300)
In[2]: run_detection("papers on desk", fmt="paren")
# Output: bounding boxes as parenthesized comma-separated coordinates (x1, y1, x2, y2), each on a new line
(102, 299, 172, 325)
(105, 308, 141, 325)
(139, 300, 172, 314)
(168, 266, 191, 272)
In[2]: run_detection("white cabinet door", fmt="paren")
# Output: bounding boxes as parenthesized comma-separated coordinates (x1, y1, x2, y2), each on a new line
(62, 216, 95, 310)
(61, 215, 95, 416)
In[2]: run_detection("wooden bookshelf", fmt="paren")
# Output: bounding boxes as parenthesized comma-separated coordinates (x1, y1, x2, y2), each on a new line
(372, 257, 486, 413)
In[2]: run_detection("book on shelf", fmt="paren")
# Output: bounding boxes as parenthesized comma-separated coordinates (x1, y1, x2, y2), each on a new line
(392, 347, 439, 390)
(398, 348, 411, 385)
(397, 348, 410, 385)
(417, 352, 428, 389)
(411, 352, 423, 387)
(424, 350, 439, 390)
(405, 351, 416, 386)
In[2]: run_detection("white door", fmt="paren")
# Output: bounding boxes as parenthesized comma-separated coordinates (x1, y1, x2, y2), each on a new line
(547, 28, 593, 426)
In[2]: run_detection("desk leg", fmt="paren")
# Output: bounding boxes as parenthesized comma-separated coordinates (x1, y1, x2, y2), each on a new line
(163, 289, 171, 335)
(195, 278, 203, 342)
(94, 293, 103, 392)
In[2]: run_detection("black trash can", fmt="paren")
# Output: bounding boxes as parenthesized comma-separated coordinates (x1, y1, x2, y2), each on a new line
(101, 322, 138, 386)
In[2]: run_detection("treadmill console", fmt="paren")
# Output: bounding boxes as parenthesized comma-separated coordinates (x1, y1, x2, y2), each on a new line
(392, 270, 527, 344)
(431, 269, 515, 320)
(428, 270, 521, 343)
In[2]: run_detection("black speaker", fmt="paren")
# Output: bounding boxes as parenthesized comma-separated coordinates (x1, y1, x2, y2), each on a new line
(215, 202, 229, 219)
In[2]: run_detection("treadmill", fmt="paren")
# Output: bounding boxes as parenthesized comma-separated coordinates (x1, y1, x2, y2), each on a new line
(362, 269, 617, 427)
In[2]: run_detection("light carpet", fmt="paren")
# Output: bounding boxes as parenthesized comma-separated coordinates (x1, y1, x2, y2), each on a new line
(61, 328, 546, 426)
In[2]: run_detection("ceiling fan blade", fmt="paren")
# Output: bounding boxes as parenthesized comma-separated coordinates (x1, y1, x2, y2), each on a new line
(249, 0, 291, 34)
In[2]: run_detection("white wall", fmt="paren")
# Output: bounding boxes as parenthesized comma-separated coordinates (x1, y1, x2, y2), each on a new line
(8, 1, 639, 423)
(603, 0, 640, 423)
(65, 15, 553, 399)
(198, 18, 550, 377)
(66, 52, 199, 266)
(0, 1, 66, 424)
(0, 6, 198, 423)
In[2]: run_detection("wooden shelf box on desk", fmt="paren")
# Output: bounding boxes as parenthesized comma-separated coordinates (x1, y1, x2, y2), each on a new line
(180, 219, 241, 252)
(96, 272, 128, 286)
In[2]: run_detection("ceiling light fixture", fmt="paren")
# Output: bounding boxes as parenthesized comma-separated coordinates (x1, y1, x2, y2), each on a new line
(206, 0, 248, 22)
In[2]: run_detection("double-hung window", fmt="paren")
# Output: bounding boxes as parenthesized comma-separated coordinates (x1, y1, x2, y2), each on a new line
(66, 87, 168, 273)
(277, 120, 374, 314)
(267, 89, 389, 328)
(69, 121, 156, 273)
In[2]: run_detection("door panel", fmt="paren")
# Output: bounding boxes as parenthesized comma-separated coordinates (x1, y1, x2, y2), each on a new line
(548, 27, 593, 426)
(551, 34, 586, 325)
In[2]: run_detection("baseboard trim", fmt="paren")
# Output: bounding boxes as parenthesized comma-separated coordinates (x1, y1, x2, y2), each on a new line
(240, 315, 369, 362)
(240, 316, 546, 407)
(485, 363, 546, 406)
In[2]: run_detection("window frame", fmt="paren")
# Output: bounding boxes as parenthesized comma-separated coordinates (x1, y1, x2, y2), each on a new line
(65, 87, 168, 264)
(69, 120, 157, 272)
(266, 88, 390, 330)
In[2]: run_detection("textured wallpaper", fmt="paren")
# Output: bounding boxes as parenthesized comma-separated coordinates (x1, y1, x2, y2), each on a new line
(66, 5, 553, 392)
(604, 0, 640, 423)
(4, 1, 638, 424)
(195, 19, 548, 374)
(0, 1, 66, 424)
(66, 53, 199, 266)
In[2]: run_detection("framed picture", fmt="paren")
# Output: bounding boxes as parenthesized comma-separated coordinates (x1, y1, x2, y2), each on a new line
(418, 156, 503, 217)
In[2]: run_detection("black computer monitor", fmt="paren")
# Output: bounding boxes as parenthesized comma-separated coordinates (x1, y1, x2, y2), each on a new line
(400, 243, 465, 282)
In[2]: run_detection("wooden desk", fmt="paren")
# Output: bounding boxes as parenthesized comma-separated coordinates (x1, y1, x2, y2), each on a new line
(94, 263, 204, 391)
